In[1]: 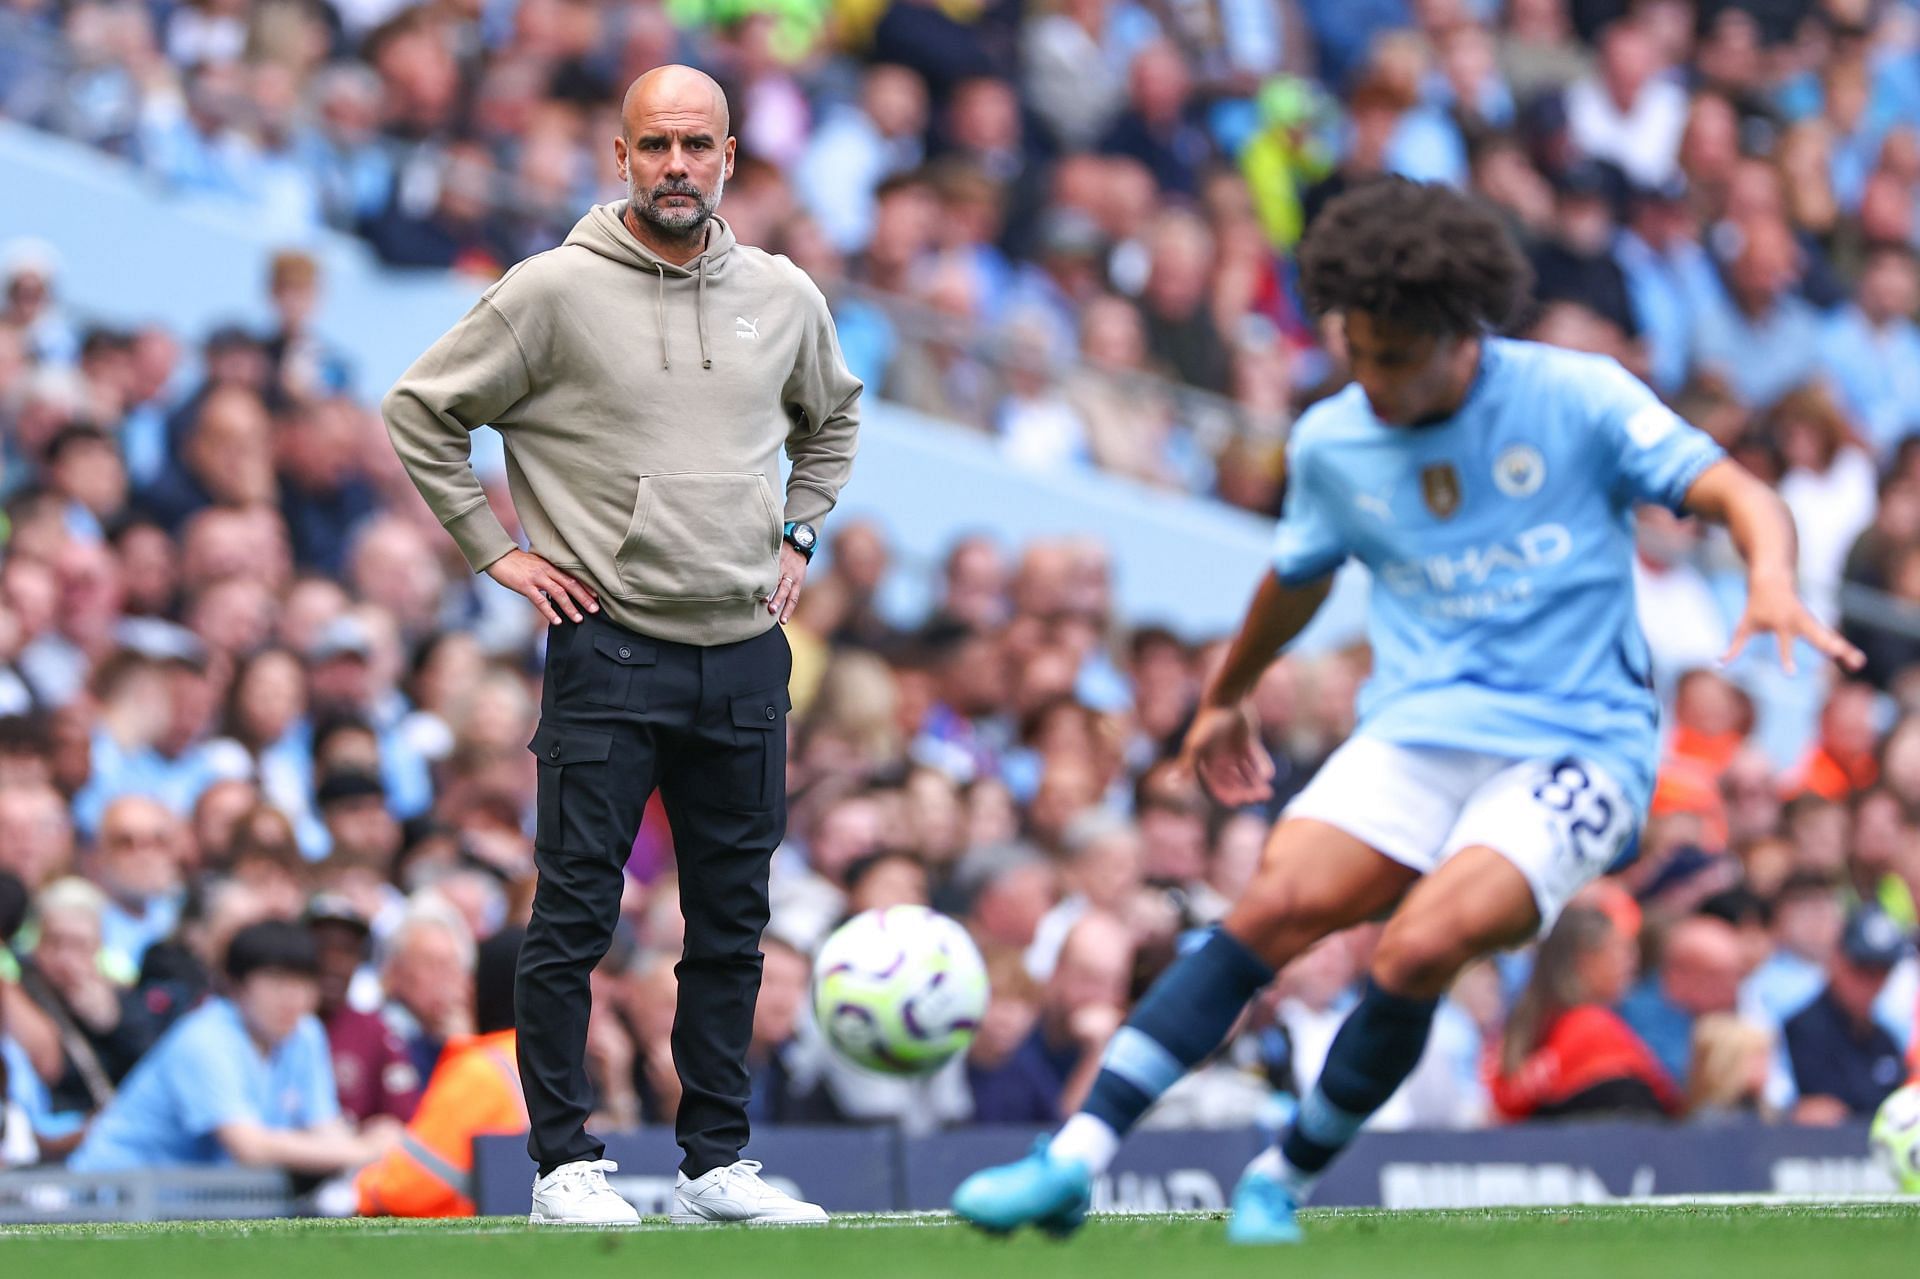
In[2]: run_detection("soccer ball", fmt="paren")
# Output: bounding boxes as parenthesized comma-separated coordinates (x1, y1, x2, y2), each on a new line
(1870, 1082, 1920, 1194)
(811, 906, 988, 1076)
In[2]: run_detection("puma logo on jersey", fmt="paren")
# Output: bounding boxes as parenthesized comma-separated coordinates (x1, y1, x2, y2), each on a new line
(735, 316, 760, 339)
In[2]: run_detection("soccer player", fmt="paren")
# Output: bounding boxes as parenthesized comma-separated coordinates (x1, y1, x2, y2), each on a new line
(950, 178, 1864, 1243)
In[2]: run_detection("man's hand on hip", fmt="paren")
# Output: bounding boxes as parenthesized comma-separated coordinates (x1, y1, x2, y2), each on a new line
(767, 544, 808, 625)
(487, 549, 600, 625)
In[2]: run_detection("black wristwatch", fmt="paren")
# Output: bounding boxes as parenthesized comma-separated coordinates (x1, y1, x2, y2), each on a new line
(783, 521, 818, 561)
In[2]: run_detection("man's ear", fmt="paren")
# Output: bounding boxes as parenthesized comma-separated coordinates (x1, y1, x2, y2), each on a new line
(613, 135, 628, 183)
(724, 135, 737, 181)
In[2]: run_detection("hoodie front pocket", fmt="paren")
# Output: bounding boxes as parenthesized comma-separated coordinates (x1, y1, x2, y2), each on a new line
(612, 472, 781, 603)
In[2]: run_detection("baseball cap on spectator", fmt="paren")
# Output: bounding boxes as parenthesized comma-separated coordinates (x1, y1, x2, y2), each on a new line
(1554, 159, 1613, 200)
(308, 615, 373, 664)
(1553, 159, 1629, 220)
(112, 617, 209, 670)
(1633, 843, 1720, 902)
(1839, 905, 1913, 970)
(315, 769, 385, 809)
(303, 891, 371, 936)
(1630, 173, 1689, 207)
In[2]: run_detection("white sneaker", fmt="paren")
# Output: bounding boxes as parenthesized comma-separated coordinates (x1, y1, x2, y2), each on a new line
(671, 1159, 828, 1225)
(529, 1159, 642, 1225)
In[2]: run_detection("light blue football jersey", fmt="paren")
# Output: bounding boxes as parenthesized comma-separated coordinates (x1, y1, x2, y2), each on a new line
(1272, 338, 1725, 825)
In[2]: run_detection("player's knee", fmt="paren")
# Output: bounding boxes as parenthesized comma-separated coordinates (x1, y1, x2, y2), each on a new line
(1224, 876, 1344, 968)
(1369, 923, 1473, 999)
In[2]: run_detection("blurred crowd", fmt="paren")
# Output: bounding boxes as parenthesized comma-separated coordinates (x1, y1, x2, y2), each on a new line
(3, 0, 1920, 1206)
(13, 0, 1920, 509)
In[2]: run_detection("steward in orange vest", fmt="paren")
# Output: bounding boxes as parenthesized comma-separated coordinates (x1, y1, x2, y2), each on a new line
(357, 927, 528, 1217)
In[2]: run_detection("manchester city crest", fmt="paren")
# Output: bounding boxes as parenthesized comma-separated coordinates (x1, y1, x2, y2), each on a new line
(1493, 443, 1546, 498)
(1420, 462, 1461, 519)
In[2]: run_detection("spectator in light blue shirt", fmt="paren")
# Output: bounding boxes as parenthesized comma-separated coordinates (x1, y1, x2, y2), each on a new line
(1614, 178, 1715, 395)
(796, 65, 927, 255)
(1688, 216, 1825, 410)
(1739, 871, 1843, 1028)
(1818, 244, 1920, 460)
(304, 616, 435, 828)
(90, 796, 187, 975)
(294, 65, 396, 233)
(1618, 915, 1748, 1086)
(71, 632, 254, 841)
(68, 920, 393, 1174)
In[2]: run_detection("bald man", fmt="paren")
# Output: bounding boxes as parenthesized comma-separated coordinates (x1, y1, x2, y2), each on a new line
(1619, 915, 1747, 1085)
(384, 65, 859, 1226)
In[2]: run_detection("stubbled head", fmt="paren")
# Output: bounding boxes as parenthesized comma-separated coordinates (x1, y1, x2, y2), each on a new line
(614, 65, 735, 244)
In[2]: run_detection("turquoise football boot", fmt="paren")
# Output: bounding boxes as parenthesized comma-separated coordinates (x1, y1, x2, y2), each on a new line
(1225, 1163, 1303, 1245)
(950, 1138, 1093, 1237)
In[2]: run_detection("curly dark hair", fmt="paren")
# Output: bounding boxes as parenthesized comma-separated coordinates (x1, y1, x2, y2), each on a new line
(1300, 178, 1533, 336)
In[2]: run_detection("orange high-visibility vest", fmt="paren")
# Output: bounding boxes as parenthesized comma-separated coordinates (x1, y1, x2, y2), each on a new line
(356, 1029, 526, 1218)
(1909, 989, 1919, 1084)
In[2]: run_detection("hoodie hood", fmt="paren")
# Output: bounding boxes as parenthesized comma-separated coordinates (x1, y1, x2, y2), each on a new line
(564, 201, 739, 369)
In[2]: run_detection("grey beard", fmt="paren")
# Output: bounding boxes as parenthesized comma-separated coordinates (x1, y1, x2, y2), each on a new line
(634, 183, 722, 241)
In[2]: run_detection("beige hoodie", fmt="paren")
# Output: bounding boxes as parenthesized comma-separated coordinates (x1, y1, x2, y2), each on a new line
(383, 203, 862, 646)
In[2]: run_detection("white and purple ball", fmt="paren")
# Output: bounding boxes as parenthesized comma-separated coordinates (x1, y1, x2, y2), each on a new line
(811, 906, 988, 1076)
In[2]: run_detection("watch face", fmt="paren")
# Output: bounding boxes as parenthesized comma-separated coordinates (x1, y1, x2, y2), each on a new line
(792, 524, 816, 550)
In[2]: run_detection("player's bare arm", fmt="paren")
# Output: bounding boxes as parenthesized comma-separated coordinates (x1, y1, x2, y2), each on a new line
(1177, 571, 1332, 806)
(1680, 458, 1866, 674)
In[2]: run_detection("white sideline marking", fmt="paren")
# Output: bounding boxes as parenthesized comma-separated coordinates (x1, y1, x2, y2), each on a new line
(4, 1199, 1917, 1239)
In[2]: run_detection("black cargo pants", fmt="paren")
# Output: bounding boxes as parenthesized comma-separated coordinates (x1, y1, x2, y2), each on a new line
(516, 611, 791, 1179)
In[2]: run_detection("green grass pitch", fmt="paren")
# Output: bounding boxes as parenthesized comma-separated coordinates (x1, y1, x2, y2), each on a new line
(5, 1203, 1916, 1279)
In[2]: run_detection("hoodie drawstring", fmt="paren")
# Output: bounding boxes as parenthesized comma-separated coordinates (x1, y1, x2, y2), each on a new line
(654, 263, 670, 370)
(697, 257, 711, 370)
(654, 259, 713, 371)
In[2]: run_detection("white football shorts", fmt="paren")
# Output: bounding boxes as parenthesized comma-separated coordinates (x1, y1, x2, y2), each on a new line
(1282, 735, 1639, 932)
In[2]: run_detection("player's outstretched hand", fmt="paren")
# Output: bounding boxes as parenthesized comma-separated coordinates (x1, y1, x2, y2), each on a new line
(486, 549, 600, 625)
(1719, 573, 1865, 676)
(1175, 702, 1275, 806)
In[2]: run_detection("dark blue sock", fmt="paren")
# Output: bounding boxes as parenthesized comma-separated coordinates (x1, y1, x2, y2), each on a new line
(1080, 929, 1274, 1135)
(1281, 978, 1438, 1176)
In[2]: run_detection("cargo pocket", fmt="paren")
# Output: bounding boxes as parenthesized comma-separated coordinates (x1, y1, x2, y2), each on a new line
(529, 723, 613, 853)
(723, 687, 791, 811)
(586, 634, 657, 710)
